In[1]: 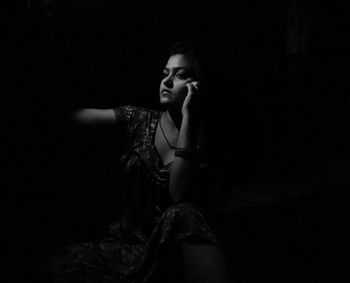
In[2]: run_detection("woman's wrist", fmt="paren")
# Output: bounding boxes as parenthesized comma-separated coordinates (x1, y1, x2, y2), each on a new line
(182, 112, 199, 128)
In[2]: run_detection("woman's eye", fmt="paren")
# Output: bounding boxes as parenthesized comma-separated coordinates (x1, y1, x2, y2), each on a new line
(176, 73, 188, 79)
(162, 72, 169, 78)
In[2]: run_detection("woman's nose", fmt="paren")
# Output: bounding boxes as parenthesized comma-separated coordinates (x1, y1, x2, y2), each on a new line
(163, 77, 173, 88)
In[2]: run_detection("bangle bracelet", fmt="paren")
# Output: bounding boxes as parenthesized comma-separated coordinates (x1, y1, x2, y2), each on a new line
(174, 147, 199, 163)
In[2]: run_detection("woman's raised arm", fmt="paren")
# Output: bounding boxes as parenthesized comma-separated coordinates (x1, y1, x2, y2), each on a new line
(73, 109, 118, 125)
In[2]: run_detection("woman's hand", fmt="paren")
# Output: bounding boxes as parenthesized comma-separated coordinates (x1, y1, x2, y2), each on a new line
(181, 81, 200, 120)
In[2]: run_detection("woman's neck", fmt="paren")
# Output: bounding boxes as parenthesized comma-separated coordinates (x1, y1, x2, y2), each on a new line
(163, 109, 182, 131)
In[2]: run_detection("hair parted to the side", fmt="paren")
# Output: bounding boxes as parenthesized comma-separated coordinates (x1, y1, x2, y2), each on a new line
(169, 42, 201, 80)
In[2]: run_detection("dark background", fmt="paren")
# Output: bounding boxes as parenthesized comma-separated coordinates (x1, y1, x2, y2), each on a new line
(6, 0, 350, 282)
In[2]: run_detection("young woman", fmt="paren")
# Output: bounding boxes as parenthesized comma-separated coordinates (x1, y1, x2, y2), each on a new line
(46, 42, 231, 283)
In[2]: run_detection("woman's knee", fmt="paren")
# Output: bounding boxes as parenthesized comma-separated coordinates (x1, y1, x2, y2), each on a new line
(163, 202, 202, 218)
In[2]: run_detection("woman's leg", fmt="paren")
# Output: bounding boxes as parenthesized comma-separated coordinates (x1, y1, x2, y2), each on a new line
(180, 241, 232, 283)
(158, 203, 232, 282)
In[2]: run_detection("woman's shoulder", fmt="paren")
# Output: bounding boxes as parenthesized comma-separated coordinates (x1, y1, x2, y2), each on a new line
(114, 105, 159, 126)
(114, 105, 157, 115)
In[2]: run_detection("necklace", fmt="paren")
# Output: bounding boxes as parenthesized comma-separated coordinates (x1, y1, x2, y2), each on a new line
(159, 112, 177, 149)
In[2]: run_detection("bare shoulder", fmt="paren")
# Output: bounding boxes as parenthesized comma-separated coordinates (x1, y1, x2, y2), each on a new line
(73, 108, 117, 125)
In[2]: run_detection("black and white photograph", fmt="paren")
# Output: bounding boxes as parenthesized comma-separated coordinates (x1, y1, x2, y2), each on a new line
(6, 1, 350, 282)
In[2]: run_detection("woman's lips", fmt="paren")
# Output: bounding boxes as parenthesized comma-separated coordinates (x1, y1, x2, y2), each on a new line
(161, 90, 171, 95)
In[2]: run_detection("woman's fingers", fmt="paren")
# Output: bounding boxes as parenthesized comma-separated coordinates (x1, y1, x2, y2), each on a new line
(191, 81, 200, 91)
(183, 82, 200, 117)
(186, 82, 194, 95)
(186, 81, 200, 94)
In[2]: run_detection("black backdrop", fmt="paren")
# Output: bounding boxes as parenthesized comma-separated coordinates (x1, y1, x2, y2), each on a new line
(6, 1, 350, 282)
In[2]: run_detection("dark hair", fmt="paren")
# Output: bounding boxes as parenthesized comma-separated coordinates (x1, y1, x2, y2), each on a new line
(169, 42, 201, 80)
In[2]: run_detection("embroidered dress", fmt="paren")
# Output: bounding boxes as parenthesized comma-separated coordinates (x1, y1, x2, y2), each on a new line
(46, 106, 217, 283)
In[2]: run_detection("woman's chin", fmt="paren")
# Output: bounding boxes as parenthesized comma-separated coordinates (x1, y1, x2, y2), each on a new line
(160, 100, 181, 111)
(160, 97, 173, 107)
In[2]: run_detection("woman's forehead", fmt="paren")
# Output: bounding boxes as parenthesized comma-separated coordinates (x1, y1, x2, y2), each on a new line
(165, 54, 195, 69)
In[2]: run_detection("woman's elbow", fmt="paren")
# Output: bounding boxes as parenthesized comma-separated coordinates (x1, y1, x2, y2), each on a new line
(169, 183, 193, 204)
(170, 194, 184, 204)
(71, 109, 86, 123)
(169, 187, 182, 203)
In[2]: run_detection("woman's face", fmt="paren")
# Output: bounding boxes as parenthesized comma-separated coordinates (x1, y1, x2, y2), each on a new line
(159, 54, 198, 110)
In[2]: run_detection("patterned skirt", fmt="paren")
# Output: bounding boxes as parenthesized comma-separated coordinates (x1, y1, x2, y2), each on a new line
(44, 203, 218, 283)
